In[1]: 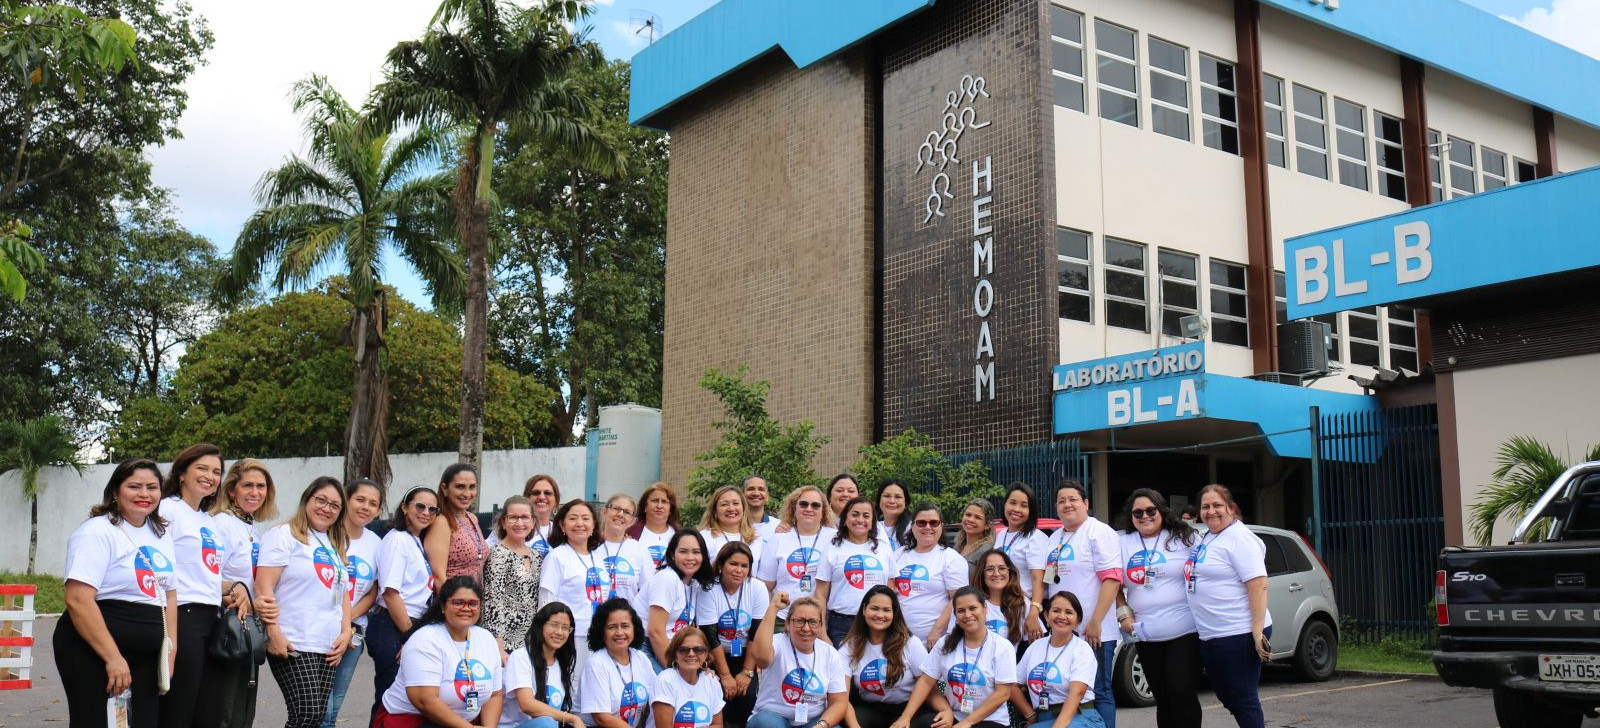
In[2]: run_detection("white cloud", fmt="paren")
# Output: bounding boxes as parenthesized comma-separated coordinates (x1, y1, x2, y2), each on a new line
(1509, 0, 1600, 59)
(609, 18, 650, 50)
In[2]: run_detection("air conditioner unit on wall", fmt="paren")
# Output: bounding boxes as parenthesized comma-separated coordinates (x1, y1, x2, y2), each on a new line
(1278, 320, 1331, 376)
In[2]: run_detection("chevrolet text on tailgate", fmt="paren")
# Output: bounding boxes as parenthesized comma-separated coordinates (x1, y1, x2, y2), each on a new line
(1433, 461, 1600, 728)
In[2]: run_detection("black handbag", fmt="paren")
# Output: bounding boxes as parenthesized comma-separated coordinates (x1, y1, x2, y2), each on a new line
(209, 583, 268, 667)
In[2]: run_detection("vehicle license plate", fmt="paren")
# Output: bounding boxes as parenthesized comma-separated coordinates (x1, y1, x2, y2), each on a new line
(1538, 654, 1600, 683)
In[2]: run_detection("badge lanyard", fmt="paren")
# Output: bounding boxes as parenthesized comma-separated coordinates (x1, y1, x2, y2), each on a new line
(1052, 529, 1081, 584)
(311, 531, 348, 608)
(455, 635, 482, 712)
(464, 514, 487, 562)
(1138, 531, 1160, 588)
(960, 630, 989, 714)
(578, 547, 602, 611)
(799, 529, 822, 592)
(723, 581, 746, 655)
(1187, 529, 1220, 595)
(601, 540, 621, 598)
(611, 651, 641, 728)
(410, 532, 434, 607)
(1038, 638, 1072, 708)
(790, 637, 819, 722)
(681, 578, 696, 627)
(1000, 529, 1020, 553)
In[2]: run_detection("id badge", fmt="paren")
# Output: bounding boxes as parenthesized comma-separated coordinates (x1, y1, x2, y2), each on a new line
(794, 700, 809, 723)
(799, 574, 813, 592)
(729, 638, 744, 657)
(1043, 563, 1058, 584)
(959, 692, 975, 714)
(1186, 575, 1197, 595)
(464, 689, 480, 714)
(1036, 690, 1049, 711)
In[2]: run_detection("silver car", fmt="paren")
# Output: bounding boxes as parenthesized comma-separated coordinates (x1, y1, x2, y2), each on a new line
(1111, 524, 1341, 706)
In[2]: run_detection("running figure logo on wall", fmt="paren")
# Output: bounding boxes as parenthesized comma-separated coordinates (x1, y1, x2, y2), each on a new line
(916, 74, 990, 225)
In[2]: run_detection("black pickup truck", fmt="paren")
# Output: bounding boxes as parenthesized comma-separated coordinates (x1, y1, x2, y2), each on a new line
(1433, 461, 1600, 728)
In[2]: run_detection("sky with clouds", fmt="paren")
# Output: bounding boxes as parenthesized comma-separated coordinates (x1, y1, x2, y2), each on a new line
(146, 0, 1600, 305)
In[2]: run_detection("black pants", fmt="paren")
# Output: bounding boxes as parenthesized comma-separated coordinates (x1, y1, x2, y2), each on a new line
(1137, 634, 1203, 728)
(367, 609, 407, 728)
(269, 651, 335, 728)
(825, 610, 854, 646)
(912, 716, 1002, 728)
(701, 624, 758, 728)
(161, 603, 224, 728)
(852, 698, 934, 728)
(55, 600, 165, 728)
(215, 656, 258, 728)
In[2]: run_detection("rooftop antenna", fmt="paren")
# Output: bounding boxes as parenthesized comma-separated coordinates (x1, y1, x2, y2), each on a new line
(629, 10, 661, 44)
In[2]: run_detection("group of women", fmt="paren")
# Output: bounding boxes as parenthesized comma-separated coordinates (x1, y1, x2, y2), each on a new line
(58, 454, 1273, 728)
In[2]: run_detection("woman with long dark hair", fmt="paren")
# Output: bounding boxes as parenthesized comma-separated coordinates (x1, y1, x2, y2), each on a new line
(1011, 591, 1102, 728)
(369, 486, 439, 722)
(1186, 485, 1272, 728)
(504, 602, 582, 728)
(56, 459, 176, 728)
(577, 599, 655, 728)
(425, 463, 488, 584)
(211, 458, 279, 728)
(321, 478, 385, 728)
(838, 586, 937, 728)
(375, 576, 503, 727)
(698, 542, 770, 728)
(651, 627, 726, 728)
(995, 483, 1050, 640)
(972, 549, 1029, 649)
(893, 502, 967, 643)
(816, 497, 892, 645)
(644, 529, 714, 668)
(628, 483, 681, 570)
(875, 481, 910, 550)
(1115, 488, 1199, 728)
(907, 587, 1017, 728)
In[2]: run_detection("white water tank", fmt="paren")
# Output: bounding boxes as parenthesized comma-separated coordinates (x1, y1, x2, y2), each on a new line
(591, 404, 662, 503)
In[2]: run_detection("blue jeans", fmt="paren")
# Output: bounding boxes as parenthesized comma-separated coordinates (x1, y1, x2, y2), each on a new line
(1092, 639, 1117, 728)
(366, 610, 407, 727)
(748, 710, 798, 728)
(1198, 627, 1272, 728)
(515, 718, 561, 728)
(320, 633, 364, 728)
(1029, 707, 1106, 728)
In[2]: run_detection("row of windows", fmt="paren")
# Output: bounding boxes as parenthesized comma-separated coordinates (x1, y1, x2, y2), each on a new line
(1273, 274, 1420, 372)
(1057, 227, 1250, 347)
(1428, 130, 1537, 202)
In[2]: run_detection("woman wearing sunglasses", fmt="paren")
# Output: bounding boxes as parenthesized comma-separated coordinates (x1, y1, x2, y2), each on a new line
(755, 487, 835, 620)
(894, 502, 968, 644)
(746, 592, 848, 728)
(375, 576, 503, 728)
(652, 627, 726, 728)
(369, 486, 440, 721)
(1115, 489, 1199, 728)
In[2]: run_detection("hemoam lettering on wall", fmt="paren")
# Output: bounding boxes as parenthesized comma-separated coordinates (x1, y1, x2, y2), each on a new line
(1052, 342, 1206, 433)
(974, 155, 995, 401)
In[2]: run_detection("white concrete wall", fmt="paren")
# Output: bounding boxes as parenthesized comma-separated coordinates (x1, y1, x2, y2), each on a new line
(1451, 353, 1600, 545)
(1555, 114, 1600, 173)
(0, 448, 585, 577)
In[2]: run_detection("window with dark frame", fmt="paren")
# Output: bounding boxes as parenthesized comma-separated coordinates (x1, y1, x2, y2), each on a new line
(1050, 5, 1087, 113)
(1095, 20, 1140, 127)
(1263, 75, 1288, 168)
(1374, 111, 1407, 202)
(1210, 260, 1249, 347)
(1057, 227, 1092, 323)
(1104, 237, 1149, 332)
(1199, 55, 1240, 155)
(1158, 249, 1199, 337)
(1292, 84, 1330, 180)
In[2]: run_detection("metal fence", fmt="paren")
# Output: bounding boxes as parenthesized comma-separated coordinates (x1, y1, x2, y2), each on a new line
(1317, 404, 1443, 645)
(949, 438, 1088, 520)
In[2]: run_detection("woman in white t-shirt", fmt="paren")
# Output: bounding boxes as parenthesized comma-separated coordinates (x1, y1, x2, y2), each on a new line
(994, 484, 1050, 638)
(56, 459, 178, 728)
(972, 549, 1028, 649)
(653, 627, 726, 728)
(699, 541, 770, 728)
(1010, 591, 1101, 728)
(1114, 489, 1199, 728)
(323, 477, 386, 728)
(1185, 485, 1272, 728)
(209, 457, 279, 728)
(910, 587, 1018, 728)
(816, 497, 892, 645)
(371, 486, 440, 721)
(628, 483, 681, 571)
(540, 500, 612, 675)
(524, 474, 561, 556)
(893, 503, 968, 643)
(746, 593, 848, 728)
(578, 599, 656, 728)
(599, 494, 651, 607)
(755, 487, 836, 619)
(257, 476, 355, 728)
(1044, 481, 1122, 728)
(874, 482, 909, 551)
(377, 576, 503, 727)
(502, 602, 582, 728)
(699, 486, 762, 578)
(837, 585, 939, 728)
(644, 530, 714, 667)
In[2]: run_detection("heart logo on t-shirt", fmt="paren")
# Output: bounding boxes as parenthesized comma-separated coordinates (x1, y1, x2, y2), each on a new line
(313, 547, 339, 589)
(858, 658, 888, 696)
(672, 701, 711, 728)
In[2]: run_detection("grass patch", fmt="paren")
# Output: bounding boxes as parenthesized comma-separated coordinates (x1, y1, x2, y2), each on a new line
(0, 571, 65, 614)
(1341, 639, 1435, 675)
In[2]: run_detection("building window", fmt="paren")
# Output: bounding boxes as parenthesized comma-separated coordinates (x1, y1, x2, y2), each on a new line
(1333, 98, 1369, 191)
(1316, 313, 1342, 363)
(1050, 6, 1087, 113)
(1104, 238, 1148, 332)
(1199, 55, 1239, 154)
(1274, 271, 1288, 326)
(1292, 84, 1330, 180)
(1057, 227, 1092, 323)
(1263, 75, 1287, 168)
(1210, 260, 1249, 347)
(1148, 37, 1190, 141)
(1346, 306, 1381, 366)
(1095, 20, 1139, 127)
(1448, 135, 1476, 197)
(1515, 157, 1538, 183)
(1158, 250, 1198, 337)
(1481, 147, 1508, 191)
(1387, 306, 1419, 373)
(1428, 129, 1445, 202)
(1374, 111, 1406, 202)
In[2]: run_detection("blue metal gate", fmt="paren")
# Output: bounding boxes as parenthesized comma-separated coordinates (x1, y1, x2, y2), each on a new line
(950, 438, 1088, 520)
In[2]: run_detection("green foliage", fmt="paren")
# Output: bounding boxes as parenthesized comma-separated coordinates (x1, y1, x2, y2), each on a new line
(1470, 435, 1600, 544)
(0, 2, 138, 96)
(0, 218, 41, 300)
(0, 413, 85, 573)
(684, 366, 828, 526)
(0, 571, 64, 613)
(850, 429, 1002, 523)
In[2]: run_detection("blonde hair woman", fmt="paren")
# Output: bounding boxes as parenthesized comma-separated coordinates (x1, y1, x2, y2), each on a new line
(754, 486, 835, 620)
(209, 458, 278, 728)
(699, 485, 762, 573)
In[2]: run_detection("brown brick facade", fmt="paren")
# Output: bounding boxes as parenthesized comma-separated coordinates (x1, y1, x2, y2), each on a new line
(659, 52, 878, 489)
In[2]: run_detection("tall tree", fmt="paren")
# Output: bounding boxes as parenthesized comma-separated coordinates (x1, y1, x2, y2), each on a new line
(0, 414, 86, 574)
(490, 56, 666, 444)
(0, 219, 42, 301)
(371, 0, 622, 467)
(219, 75, 462, 487)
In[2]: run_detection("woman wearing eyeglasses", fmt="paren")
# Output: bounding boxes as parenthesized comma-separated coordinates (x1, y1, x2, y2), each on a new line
(643, 530, 715, 669)
(376, 576, 503, 728)
(838, 585, 938, 728)
(577, 599, 656, 728)
(370, 486, 440, 721)
(210, 458, 278, 728)
(747, 592, 848, 728)
(970, 549, 1028, 649)
(699, 542, 769, 728)
(482, 496, 544, 655)
(700, 486, 764, 577)
(994, 484, 1050, 641)
(755, 487, 835, 620)
(1185, 485, 1271, 728)
(653, 627, 726, 728)
(1011, 591, 1101, 728)
(503, 602, 582, 728)
(816, 498, 893, 646)
(255, 477, 354, 728)
(600, 494, 652, 607)
(894, 502, 968, 644)
(1044, 481, 1122, 728)
(909, 586, 1018, 728)
(1114, 489, 1199, 728)
(322, 478, 385, 728)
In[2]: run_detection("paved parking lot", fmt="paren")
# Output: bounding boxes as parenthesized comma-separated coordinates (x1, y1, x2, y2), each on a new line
(6, 618, 1598, 727)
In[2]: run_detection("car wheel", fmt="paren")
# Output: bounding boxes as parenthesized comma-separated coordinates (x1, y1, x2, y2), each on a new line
(1493, 687, 1583, 728)
(1290, 619, 1337, 681)
(1114, 642, 1156, 707)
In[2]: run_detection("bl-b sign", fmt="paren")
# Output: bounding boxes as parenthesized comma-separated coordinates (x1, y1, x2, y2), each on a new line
(1053, 342, 1205, 434)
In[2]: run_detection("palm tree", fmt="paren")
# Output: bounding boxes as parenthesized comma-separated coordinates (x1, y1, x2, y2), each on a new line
(219, 75, 462, 487)
(1470, 435, 1600, 544)
(0, 415, 86, 574)
(370, 0, 623, 467)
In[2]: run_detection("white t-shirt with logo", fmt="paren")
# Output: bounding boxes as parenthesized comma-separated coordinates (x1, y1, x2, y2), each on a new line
(699, 529, 764, 576)
(755, 527, 836, 619)
(696, 579, 770, 657)
(578, 648, 656, 728)
(258, 524, 347, 653)
(943, 600, 1011, 644)
(540, 544, 613, 636)
(752, 634, 847, 724)
(344, 526, 381, 629)
(1017, 635, 1097, 708)
(1045, 517, 1124, 639)
(892, 546, 969, 637)
(161, 496, 224, 605)
(1184, 520, 1272, 640)
(598, 537, 652, 606)
(651, 668, 726, 728)
(383, 623, 500, 721)
(501, 646, 572, 728)
(1119, 530, 1198, 642)
(377, 528, 433, 619)
(635, 526, 676, 572)
(918, 630, 1016, 725)
(839, 637, 929, 704)
(644, 568, 701, 643)
(212, 511, 259, 588)
(817, 539, 894, 616)
(64, 516, 175, 607)
(994, 527, 1052, 600)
